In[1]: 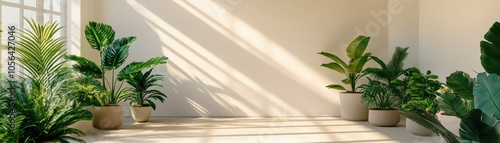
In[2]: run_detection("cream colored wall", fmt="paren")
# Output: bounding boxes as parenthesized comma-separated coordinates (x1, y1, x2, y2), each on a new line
(80, 0, 100, 62)
(83, 0, 391, 116)
(419, 0, 500, 80)
(389, 0, 419, 68)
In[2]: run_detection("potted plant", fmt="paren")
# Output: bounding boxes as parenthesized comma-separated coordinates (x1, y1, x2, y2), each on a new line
(67, 21, 168, 129)
(401, 68, 442, 136)
(318, 35, 372, 121)
(67, 75, 108, 133)
(0, 18, 91, 142)
(360, 47, 410, 126)
(119, 68, 167, 122)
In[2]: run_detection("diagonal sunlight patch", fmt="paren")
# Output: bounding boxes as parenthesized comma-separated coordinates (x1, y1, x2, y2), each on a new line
(177, 0, 337, 105)
(126, 0, 302, 116)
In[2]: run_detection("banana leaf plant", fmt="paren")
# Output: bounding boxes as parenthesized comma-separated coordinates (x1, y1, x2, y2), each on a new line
(67, 21, 167, 105)
(319, 35, 372, 92)
(119, 68, 167, 110)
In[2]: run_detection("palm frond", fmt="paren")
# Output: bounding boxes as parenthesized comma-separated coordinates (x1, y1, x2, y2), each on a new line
(117, 56, 168, 80)
(66, 55, 103, 78)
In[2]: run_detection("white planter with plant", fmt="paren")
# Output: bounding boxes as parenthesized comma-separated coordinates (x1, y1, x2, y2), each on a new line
(67, 21, 167, 130)
(120, 68, 168, 122)
(361, 47, 410, 126)
(319, 35, 372, 121)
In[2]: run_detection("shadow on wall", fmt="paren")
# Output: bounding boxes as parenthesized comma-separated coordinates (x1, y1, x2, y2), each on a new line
(117, 0, 362, 116)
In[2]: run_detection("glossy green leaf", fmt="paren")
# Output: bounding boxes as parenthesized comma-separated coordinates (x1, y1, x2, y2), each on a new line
(102, 37, 136, 70)
(326, 84, 346, 91)
(438, 93, 471, 118)
(85, 21, 115, 51)
(446, 71, 475, 100)
(473, 73, 500, 119)
(459, 109, 500, 142)
(321, 63, 346, 74)
(480, 22, 500, 75)
(346, 36, 370, 59)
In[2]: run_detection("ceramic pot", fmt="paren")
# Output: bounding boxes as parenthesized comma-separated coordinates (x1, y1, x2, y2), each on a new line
(91, 105, 123, 130)
(368, 109, 400, 126)
(69, 120, 93, 134)
(339, 92, 368, 121)
(130, 106, 153, 122)
(406, 119, 433, 136)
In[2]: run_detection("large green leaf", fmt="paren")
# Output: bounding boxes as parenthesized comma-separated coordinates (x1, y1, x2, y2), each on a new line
(400, 111, 459, 143)
(102, 37, 136, 70)
(85, 21, 115, 51)
(459, 109, 500, 142)
(320, 62, 346, 74)
(318, 52, 348, 69)
(66, 55, 103, 78)
(438, 93, 471, 118)
(346, 36, 370, 59)
(480, 22, 500, 75)
(473, 73, 500, 119)
(326, 84, 346, 91)
(446, 71, 475, 100)
(117, 56, 168, 80)
(347, 53, 371, 73)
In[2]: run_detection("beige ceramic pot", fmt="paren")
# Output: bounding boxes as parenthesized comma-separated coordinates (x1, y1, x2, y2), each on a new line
(406, 119, 433, 136)
(91, 105, 123, 130)
(69, 120, 93, 134)
(130, 106, 153, 122)
(368, 109, 400, 127)
(339, 92, 368, 121)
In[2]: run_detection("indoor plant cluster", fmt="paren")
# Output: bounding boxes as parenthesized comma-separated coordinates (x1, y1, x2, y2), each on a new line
(0, 19, 170, 142)
(319, 21, 500, 142)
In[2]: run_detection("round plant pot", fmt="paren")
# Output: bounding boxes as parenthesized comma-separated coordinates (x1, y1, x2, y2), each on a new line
(439, 114, 460, 143)
(130, 106, 153, 122)
(91, 105, 123, 130)
(339, 92, 368, 121)
(69, 120, 93, 134)
(406, 119, 433, 136)
(368, 109, 400, 127)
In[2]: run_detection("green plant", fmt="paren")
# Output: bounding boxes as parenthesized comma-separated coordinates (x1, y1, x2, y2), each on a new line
(319, 35, 372, 92)
(360, 78, 398, 110)
(69, 75, 109, 107)
(67, 21, 168, 105)
(119, 68, 167, 110)
(403, 22, 500, 143)
(0, 18, 91, 143)
(361, 47, 410, 109)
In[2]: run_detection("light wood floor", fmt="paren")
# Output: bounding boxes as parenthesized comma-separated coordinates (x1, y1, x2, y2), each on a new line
(78, 117, 440, 143)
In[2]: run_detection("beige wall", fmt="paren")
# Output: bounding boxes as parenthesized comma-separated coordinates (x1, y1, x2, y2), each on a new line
(83, 0, 391, 116)
(80, 0, 500, 117)
(419, 0, 500, 80)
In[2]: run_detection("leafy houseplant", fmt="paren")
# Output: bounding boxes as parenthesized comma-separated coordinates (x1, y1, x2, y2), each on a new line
(401, 22, 500, 143)
(0, 19, 91, 142)
(360, 47, 409, 126)
(319, 35, 372, 121)
(401, 67, 443, 136)
(119, 68, 167, 122)
(67, 21, 167, 129)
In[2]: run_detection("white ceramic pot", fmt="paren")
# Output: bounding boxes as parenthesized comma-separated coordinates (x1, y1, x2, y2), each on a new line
(406, 119, 433, 136)
(369, 109, 400, 127)
(91, 105, 123, 130)
(130, 106, 153, 122)
(439, 114, 460, 143)
(339, 92, 368, 121)
(69, 120, 93, 134)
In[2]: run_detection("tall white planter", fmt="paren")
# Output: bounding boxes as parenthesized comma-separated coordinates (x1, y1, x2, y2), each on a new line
(339, 92, 368, 121)
(90, 105, 123, 130)
(130, 106, 153, 122)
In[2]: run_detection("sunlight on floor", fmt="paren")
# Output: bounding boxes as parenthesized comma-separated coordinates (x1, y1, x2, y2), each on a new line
(78, 117, 439, 143)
